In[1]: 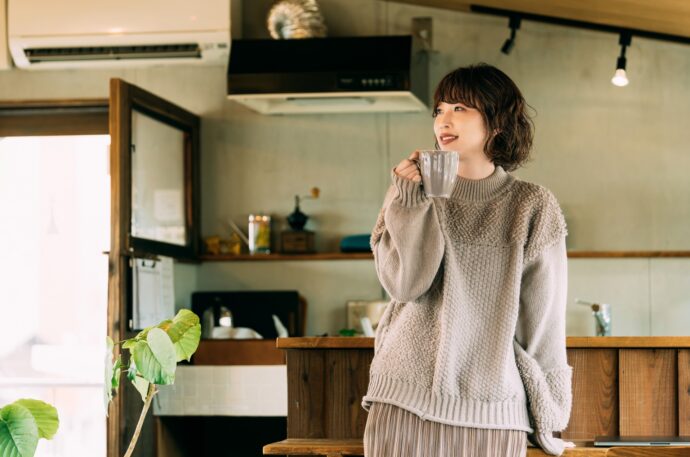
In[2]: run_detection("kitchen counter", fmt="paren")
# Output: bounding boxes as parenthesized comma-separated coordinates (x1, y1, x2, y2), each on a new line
(271, 335, 690, 451)
(277, 336, 690, 349)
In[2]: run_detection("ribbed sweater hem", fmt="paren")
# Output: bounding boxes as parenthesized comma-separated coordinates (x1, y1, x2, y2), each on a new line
(362, 373, 534, 433)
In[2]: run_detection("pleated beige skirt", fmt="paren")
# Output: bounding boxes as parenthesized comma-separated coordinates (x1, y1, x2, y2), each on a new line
(364, 402, 527, 457)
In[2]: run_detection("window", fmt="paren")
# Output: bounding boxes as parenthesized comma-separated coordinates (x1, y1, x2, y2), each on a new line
(0, 135, 110, 456)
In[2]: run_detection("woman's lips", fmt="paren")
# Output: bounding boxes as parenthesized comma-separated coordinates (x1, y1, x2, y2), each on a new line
(439, 135, 458, 145)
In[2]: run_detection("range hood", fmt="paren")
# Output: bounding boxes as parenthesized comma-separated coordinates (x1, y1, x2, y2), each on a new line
(227, 36, 429, 115)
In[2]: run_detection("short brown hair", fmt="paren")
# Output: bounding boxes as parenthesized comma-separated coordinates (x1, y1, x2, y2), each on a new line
(432, 63, 534, 171)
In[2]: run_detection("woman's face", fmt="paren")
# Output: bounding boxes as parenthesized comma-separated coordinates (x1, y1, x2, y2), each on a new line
(433, 101, 490, 158)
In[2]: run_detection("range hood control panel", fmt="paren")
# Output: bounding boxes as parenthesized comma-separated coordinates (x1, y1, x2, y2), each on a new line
(337, 74, 401, 91)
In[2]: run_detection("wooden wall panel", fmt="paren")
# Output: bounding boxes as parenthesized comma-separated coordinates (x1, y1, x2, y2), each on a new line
(283, 344, 690, 452)
(678, 350, 690, 435)
(619, 349, 677, 436)
(324, 350, 373, 439)
(287, 350, 326, 439)
(563, 349, 619, 441)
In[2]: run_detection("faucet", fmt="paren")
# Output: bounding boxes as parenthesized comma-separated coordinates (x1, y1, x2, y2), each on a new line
(576, 299, 611, 336)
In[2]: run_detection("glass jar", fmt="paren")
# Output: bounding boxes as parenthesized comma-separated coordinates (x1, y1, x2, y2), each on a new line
(248, 214, 271, 254)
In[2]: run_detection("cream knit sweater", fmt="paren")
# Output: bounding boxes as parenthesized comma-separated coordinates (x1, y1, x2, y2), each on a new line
(362, 165, 572, 441)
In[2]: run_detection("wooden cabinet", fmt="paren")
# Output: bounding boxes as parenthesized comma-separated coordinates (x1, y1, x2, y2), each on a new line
(565, 338, 690, 439)
(266, 337, 690, 456)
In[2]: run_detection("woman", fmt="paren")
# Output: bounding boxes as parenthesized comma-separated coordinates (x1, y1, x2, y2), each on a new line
(362, 63, 574, 457)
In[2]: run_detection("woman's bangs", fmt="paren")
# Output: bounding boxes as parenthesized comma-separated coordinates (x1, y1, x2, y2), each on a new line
(434, 72, 482, 110)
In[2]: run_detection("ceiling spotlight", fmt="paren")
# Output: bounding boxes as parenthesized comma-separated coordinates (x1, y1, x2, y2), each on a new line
(501, 16, 521, 55)
(611, 32, 632, 87)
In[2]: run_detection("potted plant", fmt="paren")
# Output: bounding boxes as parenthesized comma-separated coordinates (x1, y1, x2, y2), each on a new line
(0, 398, 59, 457)
(106, 309, 201, 457)
(0, 309, 199, 457)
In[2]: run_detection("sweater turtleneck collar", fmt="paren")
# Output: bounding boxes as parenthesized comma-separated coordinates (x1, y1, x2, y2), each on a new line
(450, 165, 515, 202)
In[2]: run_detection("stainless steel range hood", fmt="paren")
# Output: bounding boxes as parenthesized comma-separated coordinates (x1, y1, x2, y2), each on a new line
(227, 36, 429, 115)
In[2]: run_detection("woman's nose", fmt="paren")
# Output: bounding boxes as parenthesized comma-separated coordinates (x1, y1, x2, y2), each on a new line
(439, 110, 453, 126)
(440, 110, 453, 126)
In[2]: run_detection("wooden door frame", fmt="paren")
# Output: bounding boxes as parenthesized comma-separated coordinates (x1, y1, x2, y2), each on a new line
(2, 90, 201, 457)
(0, 100, 120, 457)
(109, 78, 201, 457)
(0, 99, 109, 136)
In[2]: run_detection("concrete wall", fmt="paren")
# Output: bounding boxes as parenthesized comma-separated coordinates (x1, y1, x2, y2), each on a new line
(2, 0, 689, 335)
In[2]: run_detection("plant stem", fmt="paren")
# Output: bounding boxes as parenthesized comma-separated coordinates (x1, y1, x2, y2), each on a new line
(123, 383, 157, 457)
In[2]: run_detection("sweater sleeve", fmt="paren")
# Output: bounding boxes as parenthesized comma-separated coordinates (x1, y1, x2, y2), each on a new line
(370, 171, 445, 303)
(513, 191, 572, 435)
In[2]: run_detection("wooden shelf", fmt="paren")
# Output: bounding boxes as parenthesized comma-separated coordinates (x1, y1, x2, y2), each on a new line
(568, 251, 690, 258)
(199, 252, 373, 261)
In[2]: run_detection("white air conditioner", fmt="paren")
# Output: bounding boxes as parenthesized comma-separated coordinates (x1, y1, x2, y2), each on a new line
(8, 0, 230, 70)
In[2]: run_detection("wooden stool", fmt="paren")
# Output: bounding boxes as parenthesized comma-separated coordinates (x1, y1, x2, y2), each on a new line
(264, 439, 363, 456)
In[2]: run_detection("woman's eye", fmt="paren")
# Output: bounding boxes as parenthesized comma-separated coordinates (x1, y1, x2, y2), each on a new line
(433, 108, 442, 115)
(454, 106, 464, 111)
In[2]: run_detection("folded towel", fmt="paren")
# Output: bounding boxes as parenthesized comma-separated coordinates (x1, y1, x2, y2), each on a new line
(340, 234, 372, 252)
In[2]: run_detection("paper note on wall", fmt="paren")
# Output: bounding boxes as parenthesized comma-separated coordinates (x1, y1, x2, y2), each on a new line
(132, 257, 174, 330)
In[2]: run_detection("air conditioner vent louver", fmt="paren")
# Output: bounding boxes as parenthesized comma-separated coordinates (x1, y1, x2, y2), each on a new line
(24, 43, 201, 63)
(8, 0, 229, 68)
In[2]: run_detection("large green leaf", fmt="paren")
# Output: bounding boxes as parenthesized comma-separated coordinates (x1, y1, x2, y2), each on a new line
(111, 358, 122, 391)
(159, 310, 201, 362)
(122, 310, 200, 362)
(0, 404, 39, 457)
(131, 328, 176, 385)
(131, 376, 151, 402)
(121, 339, 137, 350)
(123, 324, 155, 350)
(126, 360, 150, 402)
(127, 360, 137, 383)
(14, 400, 58, 440)
(104, 336, 115, 412)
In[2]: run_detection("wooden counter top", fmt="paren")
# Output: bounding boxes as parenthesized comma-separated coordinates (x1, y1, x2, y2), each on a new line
(277, 337, 690, 452)
(277, 337, 374, 349)
(277, 336, 690, 349)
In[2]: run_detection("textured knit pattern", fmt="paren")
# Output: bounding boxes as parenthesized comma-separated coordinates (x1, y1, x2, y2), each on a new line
(362, 165, 572, 439)
(364, 402, 527, 457)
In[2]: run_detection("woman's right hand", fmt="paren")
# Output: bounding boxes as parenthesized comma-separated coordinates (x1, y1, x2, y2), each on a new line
(393, 150, 421, 183)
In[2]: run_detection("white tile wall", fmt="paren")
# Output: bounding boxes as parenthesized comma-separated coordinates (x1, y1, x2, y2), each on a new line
(566, 259, 650, 336)
(566, 258, 690, 336)
(153, 365, 287, 417)
(650, 259, 690, 336)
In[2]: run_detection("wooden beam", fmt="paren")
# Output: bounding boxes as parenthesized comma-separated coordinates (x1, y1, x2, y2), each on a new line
(383, 0, 690, 39)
